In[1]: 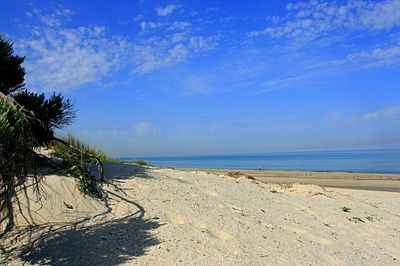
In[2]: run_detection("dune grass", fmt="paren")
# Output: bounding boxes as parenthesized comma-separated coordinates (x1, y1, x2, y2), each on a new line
(130, 160, 153, 166)
(50, 134, 120, 163)
(50, 134, 153, 166)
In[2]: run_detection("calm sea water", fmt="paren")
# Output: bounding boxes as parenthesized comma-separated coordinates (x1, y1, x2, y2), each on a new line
(119, 149, 400, 174)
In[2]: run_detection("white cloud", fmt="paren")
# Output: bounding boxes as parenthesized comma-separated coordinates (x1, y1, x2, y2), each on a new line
(17, 26, 128, 92)
(169, 21, 191, 31)
(29, 6, 75, 27)
(134, 18, 217, 73)
(327, 43, 400, 69)
(140, 21, 191, 31)
(363, 106, 400, 120)
(82, 129, 129, 136)
(341, 44, 400, 67)
(134, 122, 161, 135)
(156, 5, 177, 16)
(260, 74, 310, 92)
(133, 35, 217, 73)
(250, 0, 400, 42)
(140, 21, 163, 30)
(182, 75, 216, 94)
(17, 7, 218, 91)
(133, 43, 188, 73)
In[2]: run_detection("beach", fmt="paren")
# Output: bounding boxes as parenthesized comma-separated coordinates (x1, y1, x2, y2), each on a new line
(180, 168, 400, 192)
(2, 163, 400, 265)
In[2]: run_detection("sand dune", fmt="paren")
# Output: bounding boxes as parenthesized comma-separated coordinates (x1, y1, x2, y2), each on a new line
(181, 168, 400, 192)
(1, 163, 400, 265)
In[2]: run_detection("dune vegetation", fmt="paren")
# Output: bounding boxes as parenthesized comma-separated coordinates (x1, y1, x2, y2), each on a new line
(0, 36, 116, 235)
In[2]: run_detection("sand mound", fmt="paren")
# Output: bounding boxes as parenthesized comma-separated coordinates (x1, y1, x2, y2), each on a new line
(12, 175, 106, 227)
(285, 183, 328, 196)
(225, 171, 255, 180)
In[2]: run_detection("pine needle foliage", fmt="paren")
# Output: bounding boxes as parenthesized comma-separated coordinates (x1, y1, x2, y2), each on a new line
(0, 35, 99, 236)
(0, 98, 37, 234)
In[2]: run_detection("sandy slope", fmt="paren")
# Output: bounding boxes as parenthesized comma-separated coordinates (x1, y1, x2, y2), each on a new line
(2, 163, 400, 265)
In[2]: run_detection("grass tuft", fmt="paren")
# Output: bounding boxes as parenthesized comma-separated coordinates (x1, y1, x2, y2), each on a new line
(50, 134, 116, 163)
(49, 134, 117, 197)
(341, 206, 351, 212)
(130, 160, 153, 166)
(349, 217, 365, 223)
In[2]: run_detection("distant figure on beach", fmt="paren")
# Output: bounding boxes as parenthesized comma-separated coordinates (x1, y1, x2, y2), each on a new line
(258, 165, 262, 170)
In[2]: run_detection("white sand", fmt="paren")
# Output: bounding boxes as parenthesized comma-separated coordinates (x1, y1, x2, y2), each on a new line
(2, 163, 400, 265)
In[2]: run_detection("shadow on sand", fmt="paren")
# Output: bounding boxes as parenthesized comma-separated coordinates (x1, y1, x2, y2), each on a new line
(20, 214, 161, 265)
(16, 163, 163, 265)
(99, 162, 156, 180)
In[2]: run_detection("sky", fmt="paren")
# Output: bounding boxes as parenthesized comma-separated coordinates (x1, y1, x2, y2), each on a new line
(1, 0, 400, 157)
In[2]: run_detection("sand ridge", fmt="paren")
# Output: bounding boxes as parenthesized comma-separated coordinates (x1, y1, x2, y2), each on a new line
(180, 168, 400, 192)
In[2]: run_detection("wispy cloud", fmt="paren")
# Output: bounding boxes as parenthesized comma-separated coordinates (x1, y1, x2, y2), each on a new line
(181, 74, 217, 95)
(133, 32, 217, 73)
(26, 6, 75, 27)
(134, 122, 161, 135)
(18, 24, 128, 92)
(363, 106, 400, 120)
(335, 43, 400, 67)
(260, 75, 308, 92)
(82, 129, 129, 136)
(140, 21, 162, 30)
(17, 6, 219, 92)
(140, 21, 191, 31)
(156, 5, 177, 16)
(249, 0, 400, 42)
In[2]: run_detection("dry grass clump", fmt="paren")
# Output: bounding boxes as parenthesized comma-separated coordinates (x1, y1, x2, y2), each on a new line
(162, 166, 175, 170)
(225, 171, 255, 180)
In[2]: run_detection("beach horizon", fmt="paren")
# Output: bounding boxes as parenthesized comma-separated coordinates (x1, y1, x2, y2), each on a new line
(179, 168, 400, 192)
(122, 148, 400, 175)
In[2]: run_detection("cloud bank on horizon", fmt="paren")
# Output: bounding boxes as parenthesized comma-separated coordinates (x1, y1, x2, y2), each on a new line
(1, 0, 399, 156)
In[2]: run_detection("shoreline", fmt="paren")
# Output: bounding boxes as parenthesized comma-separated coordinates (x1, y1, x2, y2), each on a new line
(178, 168, 400, 192)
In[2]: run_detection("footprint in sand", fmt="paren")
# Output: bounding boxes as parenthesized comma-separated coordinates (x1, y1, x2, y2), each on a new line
(204, 228, 232, 241)
(203, 190, 218, 197)
(192, 221, 207, 229)
(170, 216, 186, 225)
(282, 225, 331, 245)
(213, 229, 232, 241)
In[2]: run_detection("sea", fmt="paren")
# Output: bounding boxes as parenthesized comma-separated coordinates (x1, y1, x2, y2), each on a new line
(119, 148, 400, 174)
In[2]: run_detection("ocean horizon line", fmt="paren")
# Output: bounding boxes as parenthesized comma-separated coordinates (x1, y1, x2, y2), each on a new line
(118, 147, 400, 160)
(117, 148, 400, 174)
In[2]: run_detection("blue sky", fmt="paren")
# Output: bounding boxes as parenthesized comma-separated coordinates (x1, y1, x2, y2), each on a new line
(1, 0, 400, 157)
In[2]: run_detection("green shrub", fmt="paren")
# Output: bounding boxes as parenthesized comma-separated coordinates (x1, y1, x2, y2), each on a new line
(49, 134, 112, 197)
(0, 36, 76, 234)
(0, 98, 37, 232)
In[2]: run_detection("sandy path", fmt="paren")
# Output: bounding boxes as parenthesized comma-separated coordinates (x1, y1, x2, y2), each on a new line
(2, 163, 400, 265)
